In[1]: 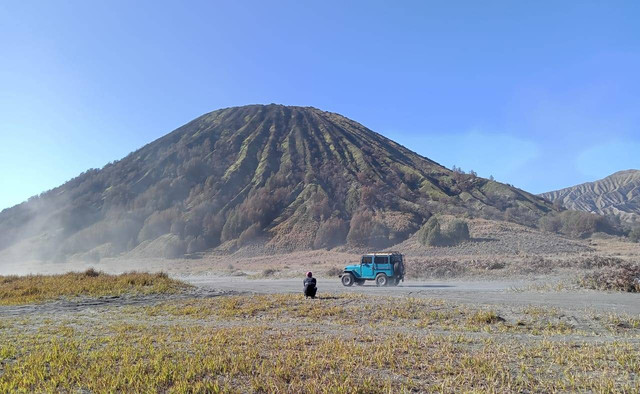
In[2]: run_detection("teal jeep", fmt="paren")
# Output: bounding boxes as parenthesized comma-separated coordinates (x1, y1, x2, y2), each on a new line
(340, 252, 405, 287)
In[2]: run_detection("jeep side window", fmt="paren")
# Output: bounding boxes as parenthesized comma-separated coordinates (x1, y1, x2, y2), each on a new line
(362, 256, 372, 264)
(374, 256, 388, 264)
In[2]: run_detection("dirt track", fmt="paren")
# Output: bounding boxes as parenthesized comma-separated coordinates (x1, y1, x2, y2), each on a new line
(1, 275, 637, 317)
(184, 275, 640, 315)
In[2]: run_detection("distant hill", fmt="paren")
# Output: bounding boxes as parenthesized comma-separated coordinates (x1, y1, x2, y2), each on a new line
(0, 104, 554, 262)
(541, 170, 640, 224)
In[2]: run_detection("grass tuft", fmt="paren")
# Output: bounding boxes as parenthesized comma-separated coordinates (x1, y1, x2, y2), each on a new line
(0, 271, 189, 305)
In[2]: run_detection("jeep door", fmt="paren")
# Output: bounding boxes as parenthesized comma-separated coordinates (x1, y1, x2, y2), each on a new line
(360, 255, 374, 278)
(374, 255, 392, 276)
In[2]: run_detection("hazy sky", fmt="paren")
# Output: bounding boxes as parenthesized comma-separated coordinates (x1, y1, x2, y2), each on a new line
(1, 1, 639, 210)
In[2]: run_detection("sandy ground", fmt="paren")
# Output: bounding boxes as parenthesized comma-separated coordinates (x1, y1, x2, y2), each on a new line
(2, 274, 637, 318)
(2, 234, 638, 318)
(183, 275, 640, 315)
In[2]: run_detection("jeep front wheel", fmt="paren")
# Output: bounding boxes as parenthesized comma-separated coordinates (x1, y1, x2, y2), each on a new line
(375, 273, 388, 287)
(341, 273, 355, 287)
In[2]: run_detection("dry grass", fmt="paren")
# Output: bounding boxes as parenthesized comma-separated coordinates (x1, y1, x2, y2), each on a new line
(0, 269, 189, 305)
(404, 254, 640, 290)
(140, 293, 578, 336)
(1, 293, 639, 392)
(324, 266, 343, 277)
(578, 262, 640, 292)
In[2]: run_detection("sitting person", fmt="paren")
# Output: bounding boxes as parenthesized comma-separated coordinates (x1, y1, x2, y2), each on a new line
(303, 271, 317, 299)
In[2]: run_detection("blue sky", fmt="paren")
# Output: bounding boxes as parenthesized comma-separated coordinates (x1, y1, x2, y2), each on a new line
(1, 1, 639, 210)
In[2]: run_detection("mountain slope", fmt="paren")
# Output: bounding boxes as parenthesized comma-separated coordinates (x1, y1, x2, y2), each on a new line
(541, 170, 640, 223)
(0, 104, 554, 262)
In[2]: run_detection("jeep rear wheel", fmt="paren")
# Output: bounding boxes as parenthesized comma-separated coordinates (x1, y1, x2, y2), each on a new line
(341, 273, 355, 287)
(375, 273, 388, 287)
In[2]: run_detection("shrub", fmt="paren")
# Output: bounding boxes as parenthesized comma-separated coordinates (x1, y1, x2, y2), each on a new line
(221, 208, 249, 242)
(417, 216, 441, 246)
(202, 212, 225, 247)
(447, 220, 470, 243)
(347, 211, 390, 247)
(138, 209, 178, 243)
(261, 268, 277, 277)
(629, 227, 640, 243)
(182, 157, 208, 182)
(417, 217, 469, 247)
(310, 194, 331, 221)
(426, 225, 446, 246)
(538, 211, 614, 238)
(313, 217, 349, 249)
(221, 187, 289, 242)
(558, 211, 609, 238)
(325, 267, 343, 277)
(505, 206, 538, 228)
(405, 258, 467, 278)
(237, 223, 263, 247)
(163, 238, 187, 259)
(562, 255, 624, 269)
(579, 263, 640, 292)
(84, 268, 101, 277)
(538, 214, 562, 233)
(186, 236, 207, 254)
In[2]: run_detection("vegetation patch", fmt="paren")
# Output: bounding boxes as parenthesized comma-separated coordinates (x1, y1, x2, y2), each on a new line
(0, 269, 189, 305)
(538, 210, 620, 238)
(578, 263, 640, 292)
(247, 267, 281, 279)
(140, 294, 576, 335)
(0, 293, 638, 392)
(416, 216, 470, 247)
(324, 266, 343, 277)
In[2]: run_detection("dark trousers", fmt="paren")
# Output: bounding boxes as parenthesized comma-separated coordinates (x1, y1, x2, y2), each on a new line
(304, 285, 317, 298)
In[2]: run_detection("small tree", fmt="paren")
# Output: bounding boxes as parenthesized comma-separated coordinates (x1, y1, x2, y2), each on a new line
(630, 227, 640, 243)
(418, 217, 469, 247)
(558, 211, 607, 238)
(164, 238, 187, 259)
(186, 236, 207, 254)
(448, 220, 470, 243)
(314, 217, 348, 249)
(538, 214, 562, 233)
(238, 223, 263, 247)
(418, 216, 445, 246)
(346, 211, 390, 247)
(425, 226, 446, 246)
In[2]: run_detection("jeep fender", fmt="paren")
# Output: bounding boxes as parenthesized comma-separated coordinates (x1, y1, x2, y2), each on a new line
(339, 271, 355, 278)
